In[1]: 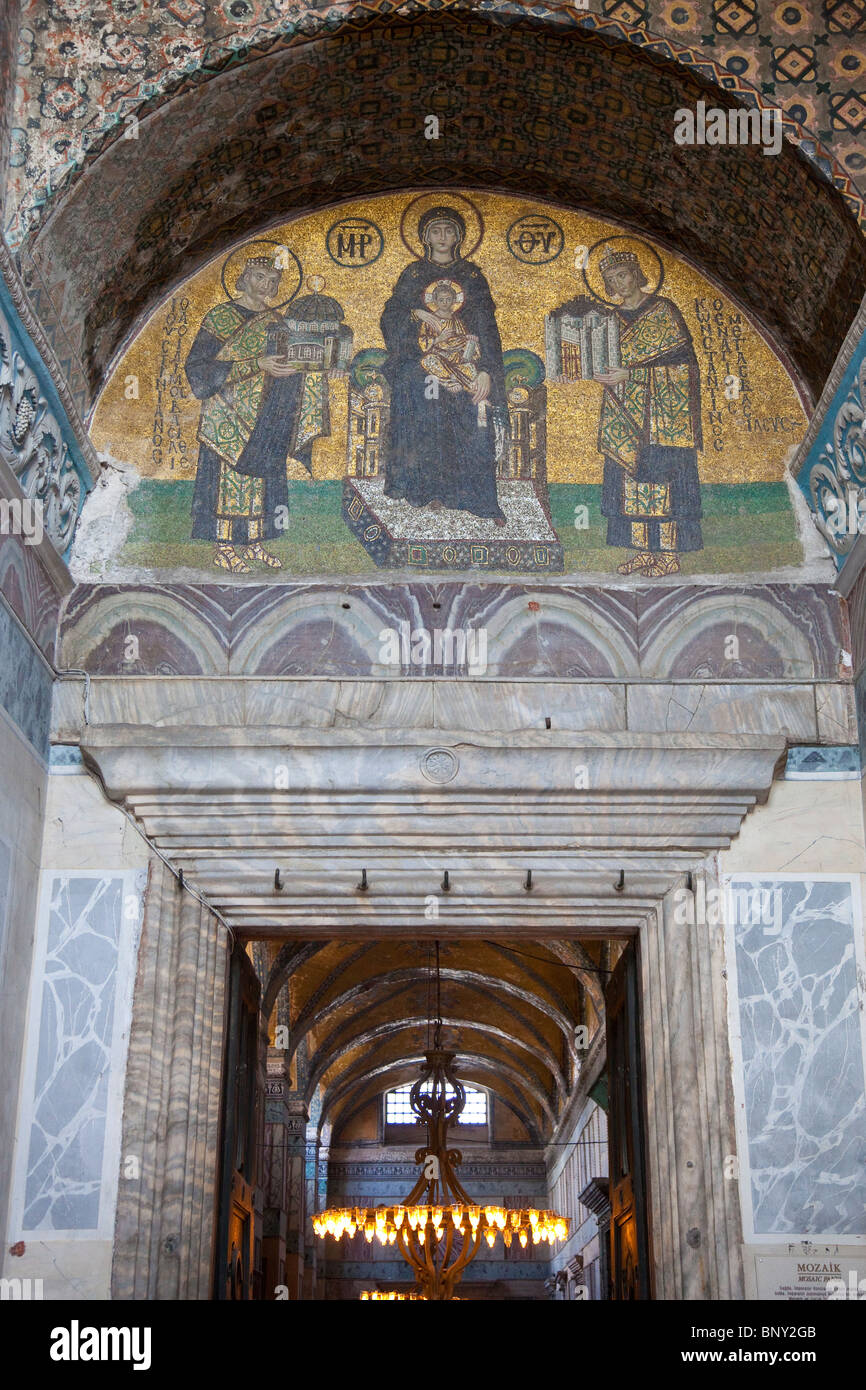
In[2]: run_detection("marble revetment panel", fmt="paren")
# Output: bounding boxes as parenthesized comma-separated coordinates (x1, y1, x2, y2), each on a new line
(0, 834, 10, 976)
(726, 875, 866, 1240)
(9, 871, 144, 1238)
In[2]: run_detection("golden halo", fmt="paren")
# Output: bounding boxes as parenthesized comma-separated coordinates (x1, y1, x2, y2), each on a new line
(399, 192, 484, 260)
(220, 238, 303, 308)
(424, 278, 465, 312)
(582, 236, 665, 307)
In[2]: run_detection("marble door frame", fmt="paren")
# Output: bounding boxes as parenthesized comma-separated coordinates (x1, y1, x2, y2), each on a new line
(109, 858, 745, 1301)
(87, 707, 776, 1300)
(638, 872, 745, 1300)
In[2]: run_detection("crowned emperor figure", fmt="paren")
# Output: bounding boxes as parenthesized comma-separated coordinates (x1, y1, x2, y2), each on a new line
(185, 253, 306, 574)
(592, 246, 703, 577)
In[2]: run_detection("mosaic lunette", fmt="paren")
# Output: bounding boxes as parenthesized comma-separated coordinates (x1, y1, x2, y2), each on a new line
(89, 192, 808, 582)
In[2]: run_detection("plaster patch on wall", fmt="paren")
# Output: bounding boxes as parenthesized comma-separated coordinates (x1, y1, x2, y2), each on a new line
(67, 454, 142, 583)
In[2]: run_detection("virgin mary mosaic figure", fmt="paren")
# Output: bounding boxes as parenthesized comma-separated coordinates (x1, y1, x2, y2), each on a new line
(380, 205, 507, 525)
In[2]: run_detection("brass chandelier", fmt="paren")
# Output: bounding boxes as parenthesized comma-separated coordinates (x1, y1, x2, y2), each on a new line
(313, 945, 569, 1300)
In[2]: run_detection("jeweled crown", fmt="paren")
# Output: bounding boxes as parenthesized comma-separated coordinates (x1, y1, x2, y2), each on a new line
(599, 248, 640, 275)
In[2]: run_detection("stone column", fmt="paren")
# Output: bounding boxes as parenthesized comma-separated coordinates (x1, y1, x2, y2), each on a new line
(111, 858, 229, 1299)
(303, 1136, 328, 1300)
(261, 1066, 288, 1299)
(283, 1096, 308, 1299)
(578, 1178, 611, 1299)
(639, 867, 744, 1300)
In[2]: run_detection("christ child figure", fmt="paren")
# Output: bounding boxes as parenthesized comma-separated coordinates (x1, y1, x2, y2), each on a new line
(413, 279, 482, 404)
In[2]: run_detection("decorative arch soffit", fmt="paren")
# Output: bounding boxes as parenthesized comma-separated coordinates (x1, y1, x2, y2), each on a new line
(279, 966, 580, 1065)
(12, 4, 864, 241)
(303, 1007, 570, 1101)
(18, 10, 866, 408)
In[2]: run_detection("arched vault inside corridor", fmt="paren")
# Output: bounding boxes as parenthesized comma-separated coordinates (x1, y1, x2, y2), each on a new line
(251, 935, 615, 1300)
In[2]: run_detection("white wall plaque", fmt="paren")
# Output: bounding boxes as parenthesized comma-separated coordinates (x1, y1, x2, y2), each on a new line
(755, 1256, 866, 1300)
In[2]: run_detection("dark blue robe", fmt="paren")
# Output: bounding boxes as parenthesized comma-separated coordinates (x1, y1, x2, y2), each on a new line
(185, 304, 307, 543)
(380, 257, 507, 521)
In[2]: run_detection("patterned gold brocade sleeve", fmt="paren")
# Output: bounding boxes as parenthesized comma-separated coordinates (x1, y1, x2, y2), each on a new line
(598, 298, 699, 473)
(197, 309, 280, 467)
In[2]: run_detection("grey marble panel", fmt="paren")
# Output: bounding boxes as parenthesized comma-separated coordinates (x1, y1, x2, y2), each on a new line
(732, 877, 866, 1237)
(21, 875, 125, 1232)
(816, 683, 857, 744)
(628, 684, 815, 738)
(0, 834, 9, 976)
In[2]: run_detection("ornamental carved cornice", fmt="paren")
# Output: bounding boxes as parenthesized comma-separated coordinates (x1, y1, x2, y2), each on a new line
(793, 290, 866, 587)
(0, 239, 98, 555)
(0, 242, 98, 477)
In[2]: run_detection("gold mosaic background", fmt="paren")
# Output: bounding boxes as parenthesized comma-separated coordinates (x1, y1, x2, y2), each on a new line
(92, 190, 808, 484)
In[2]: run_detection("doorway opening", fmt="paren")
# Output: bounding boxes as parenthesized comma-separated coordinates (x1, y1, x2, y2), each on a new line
(215, 934, 650, 1301)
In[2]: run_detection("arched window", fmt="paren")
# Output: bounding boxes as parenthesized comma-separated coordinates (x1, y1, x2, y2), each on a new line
(385, 1083, 488, 1125)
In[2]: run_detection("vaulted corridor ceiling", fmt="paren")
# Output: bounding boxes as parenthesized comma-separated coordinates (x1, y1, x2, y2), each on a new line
(258, 937, 609, 1145)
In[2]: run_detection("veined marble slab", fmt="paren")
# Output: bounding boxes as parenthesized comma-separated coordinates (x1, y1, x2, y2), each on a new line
(0, 834, 10, 980)
(726, 874, 866, 1241)
(8, 870, 144, 1239)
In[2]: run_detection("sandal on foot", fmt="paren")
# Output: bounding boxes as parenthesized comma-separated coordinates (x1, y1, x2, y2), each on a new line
(616, 551, 653, 576)
(241, 543, 283, 570)
(642, 553, 681, 578)
(214, 544, 252, 574)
